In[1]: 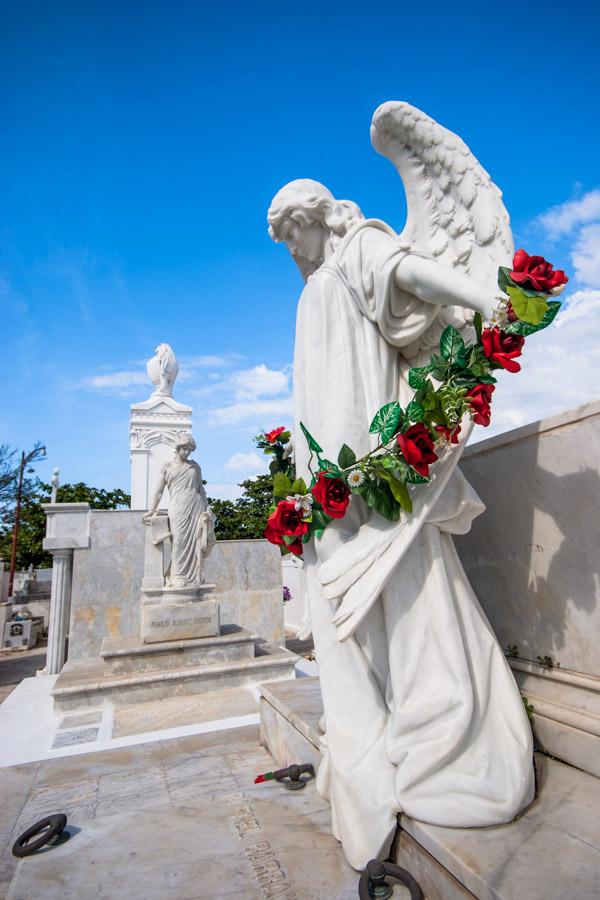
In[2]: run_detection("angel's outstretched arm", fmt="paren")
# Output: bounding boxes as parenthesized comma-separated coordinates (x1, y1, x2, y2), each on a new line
(395, 255, 498, 320)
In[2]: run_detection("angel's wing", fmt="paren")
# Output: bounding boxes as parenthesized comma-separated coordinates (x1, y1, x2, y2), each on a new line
(371, 101, 513, 322)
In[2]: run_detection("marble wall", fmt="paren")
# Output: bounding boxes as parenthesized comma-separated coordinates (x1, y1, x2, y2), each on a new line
(68, 510, 284, 660)
(456, 399, 600, 676)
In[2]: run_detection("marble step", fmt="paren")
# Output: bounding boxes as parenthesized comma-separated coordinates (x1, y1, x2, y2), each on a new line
(100, 625, 255, 675)
(52, 642, 299, 712)
(259, 676, 600, 900)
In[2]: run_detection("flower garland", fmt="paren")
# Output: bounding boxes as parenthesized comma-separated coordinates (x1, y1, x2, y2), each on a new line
(257, 251, 568, 557)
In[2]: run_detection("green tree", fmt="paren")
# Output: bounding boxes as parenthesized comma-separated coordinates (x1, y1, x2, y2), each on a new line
(208, 474, 273, 540)
(0, 481, 131, 570)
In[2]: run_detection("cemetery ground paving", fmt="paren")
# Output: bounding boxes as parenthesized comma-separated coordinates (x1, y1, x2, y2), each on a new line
(1, 722, 359, 899)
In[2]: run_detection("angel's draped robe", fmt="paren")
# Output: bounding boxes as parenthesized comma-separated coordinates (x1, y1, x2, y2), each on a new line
(293, 219, 535, 869)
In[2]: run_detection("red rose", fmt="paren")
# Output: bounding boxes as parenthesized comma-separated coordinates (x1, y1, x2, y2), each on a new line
(466, 384, 495, 427)
(397, 423, 438, 476)
(481, 327, 525, 373)
(264, 500, 309, 547)
(265, 426, 286, 444)
(435, 423, 461, 444)
(311, 474, 350, 519)
(510, 250, 568, 294)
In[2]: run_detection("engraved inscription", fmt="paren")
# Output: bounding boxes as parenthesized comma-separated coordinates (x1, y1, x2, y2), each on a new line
(222, 793, 296, 899)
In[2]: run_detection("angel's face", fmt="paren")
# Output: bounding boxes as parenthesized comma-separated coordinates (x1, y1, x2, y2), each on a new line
(279, 216, 327, 274)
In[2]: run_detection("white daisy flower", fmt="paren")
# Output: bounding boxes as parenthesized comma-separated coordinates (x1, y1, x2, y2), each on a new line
(348, 469, 364, 487)
(286, 493, 313, 513)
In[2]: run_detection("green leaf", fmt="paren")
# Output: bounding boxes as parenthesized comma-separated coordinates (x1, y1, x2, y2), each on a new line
(497, 266, 513, 294)
(376, 469, 413, 512)
(356, 482, 400, 521)
(504, 300, 561, 336)
(369, 401, 402, 443)
(406, 399, 425, 423)
(440, 325, 465, 363)
(273, 472, 293, 499)
(473, 311, 482, 341)
(337, 444, 357, 470)
(299, 421, 323, 454)
(506, 286, 549, 326)
(311, 508, 331, 531)
(318, 458, 341, 475)
(291, 477, 307, 495)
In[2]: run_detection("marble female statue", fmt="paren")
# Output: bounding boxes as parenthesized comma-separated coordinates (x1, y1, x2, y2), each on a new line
(143, 432, 215, 586)
(268, 101, 535, 869)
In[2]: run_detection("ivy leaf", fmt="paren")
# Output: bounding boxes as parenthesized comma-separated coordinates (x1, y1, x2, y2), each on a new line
(369, 401, 402, 443)
(473, 311, 482, 341)
(356, 482, 400, 521)
(406, 399, 425, 422)
(506, 286, 548, 326)
(273, 472, 294, 499)
(440, 325, 465, 363)
(497, 266, 514, 294)
(299, 421, 323, 454)
(291, 477, 307, 495)
(404, 467, 430, 484)
(318, 459, 341, 475)
(408, 366, 430, 390)
(337, 444, 357, 470)
(504, 300, 561, 336)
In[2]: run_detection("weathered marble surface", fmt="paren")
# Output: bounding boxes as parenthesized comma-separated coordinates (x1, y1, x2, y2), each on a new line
(457, 399, 600, 676)
(101, 626, 255, 674)
(68, 511, 284, 659)
(5, 726, 358, 899)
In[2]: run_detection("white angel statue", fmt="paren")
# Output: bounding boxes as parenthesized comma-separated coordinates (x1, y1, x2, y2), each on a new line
(268, 101, 534, 869)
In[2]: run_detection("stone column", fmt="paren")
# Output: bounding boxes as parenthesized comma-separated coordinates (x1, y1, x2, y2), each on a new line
(42, 501, 91, 675)
(46, 549, 73, 675)
(130, 395, 193, 510)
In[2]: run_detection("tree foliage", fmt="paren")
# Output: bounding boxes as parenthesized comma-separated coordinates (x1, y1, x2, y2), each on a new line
(208, 475, 273, 540)
(0, 481, 131, 570)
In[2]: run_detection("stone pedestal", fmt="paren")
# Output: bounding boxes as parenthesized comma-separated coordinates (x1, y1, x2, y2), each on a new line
(130, 396, 192, 510)
(140, 585, 220, 643)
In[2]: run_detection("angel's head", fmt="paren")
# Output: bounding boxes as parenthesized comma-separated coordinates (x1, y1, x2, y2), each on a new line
(268, 179, 364, 279)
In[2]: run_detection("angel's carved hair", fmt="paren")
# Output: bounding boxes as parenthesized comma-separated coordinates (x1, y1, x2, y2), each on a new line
(268, 179, 364, 242)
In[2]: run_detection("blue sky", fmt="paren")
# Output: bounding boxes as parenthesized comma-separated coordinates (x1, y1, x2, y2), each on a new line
(2, 0, 600, 498)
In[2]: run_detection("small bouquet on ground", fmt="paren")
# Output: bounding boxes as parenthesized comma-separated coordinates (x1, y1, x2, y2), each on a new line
(258, 251, 568, 557)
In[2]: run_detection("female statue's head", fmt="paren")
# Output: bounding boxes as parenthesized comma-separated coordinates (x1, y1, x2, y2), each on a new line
(174, 431, 196, 460)
(268, 179, 364, 278)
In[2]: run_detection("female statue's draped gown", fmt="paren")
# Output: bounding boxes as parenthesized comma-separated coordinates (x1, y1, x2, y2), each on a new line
(294, 219, 535, 869)
(165, 461, 215, 586)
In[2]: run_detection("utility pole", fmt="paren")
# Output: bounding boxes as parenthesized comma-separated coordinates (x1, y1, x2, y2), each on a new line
(8, 444, 46, 597)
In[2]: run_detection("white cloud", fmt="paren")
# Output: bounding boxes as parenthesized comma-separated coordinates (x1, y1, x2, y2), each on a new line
(231, 364, 290, 401)
(538, 189, 600, 239)
(207, 396, 293, 427)
(554, 289, 600, 328)
(84, 370, 147, 391)
(571, 224, 600, 288)
(225, 451, 265, 473)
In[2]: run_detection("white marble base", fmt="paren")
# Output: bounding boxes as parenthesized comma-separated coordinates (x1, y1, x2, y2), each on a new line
(140, 598, 220, 643)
